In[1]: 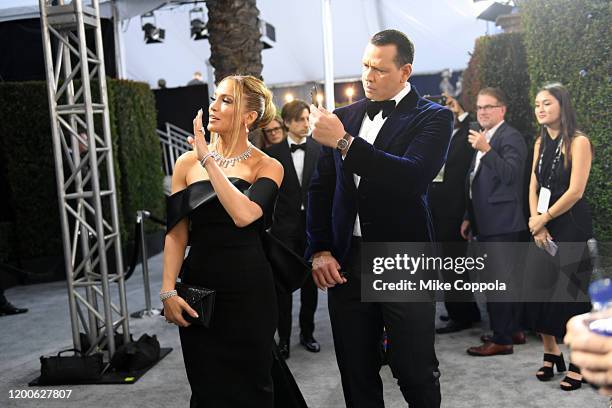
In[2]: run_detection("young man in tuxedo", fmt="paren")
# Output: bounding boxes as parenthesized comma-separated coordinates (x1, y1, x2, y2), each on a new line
(265, 100, 321, 359)
(307, 30, 452, 408)
(461, 87, 527, 356)
(430, 94, 482, 334)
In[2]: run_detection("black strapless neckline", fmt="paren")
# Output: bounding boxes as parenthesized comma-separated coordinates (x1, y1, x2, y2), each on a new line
(170, 176, 253, 198)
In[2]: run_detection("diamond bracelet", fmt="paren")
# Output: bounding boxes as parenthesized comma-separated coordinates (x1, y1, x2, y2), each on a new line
(160, 290, 177, 302)
(199, 152, 214, 168)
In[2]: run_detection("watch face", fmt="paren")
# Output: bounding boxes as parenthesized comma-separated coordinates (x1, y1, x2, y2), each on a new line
(337, 138, 349, 150)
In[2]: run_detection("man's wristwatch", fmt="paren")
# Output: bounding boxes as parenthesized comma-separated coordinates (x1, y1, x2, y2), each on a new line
(336, 132, 352, 154)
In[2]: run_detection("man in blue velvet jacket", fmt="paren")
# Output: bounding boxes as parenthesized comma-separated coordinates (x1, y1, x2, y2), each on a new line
(306, 29, 452, 408)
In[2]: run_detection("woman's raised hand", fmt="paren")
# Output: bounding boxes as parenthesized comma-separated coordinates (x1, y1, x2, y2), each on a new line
(189, 109, 210, 160)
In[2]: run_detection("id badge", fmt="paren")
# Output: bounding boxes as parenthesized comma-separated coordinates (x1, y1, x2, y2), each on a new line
(537, 187, 551, 214)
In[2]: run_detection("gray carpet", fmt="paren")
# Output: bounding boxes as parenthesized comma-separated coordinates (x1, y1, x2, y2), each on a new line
(1, 252, 608, 408)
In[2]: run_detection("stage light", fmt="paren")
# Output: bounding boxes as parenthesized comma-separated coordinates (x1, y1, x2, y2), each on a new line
(190, 6, 208, 41)
(141, 12, 165, 44)
(475, 1, 514, 22)
(284, 93, 294, 103)
(259, 19, 276, 49)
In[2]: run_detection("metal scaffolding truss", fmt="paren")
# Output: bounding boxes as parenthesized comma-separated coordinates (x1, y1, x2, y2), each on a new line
(38, 0, 130, 357)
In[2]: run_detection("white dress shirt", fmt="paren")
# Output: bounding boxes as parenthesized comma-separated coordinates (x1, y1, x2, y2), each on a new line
(288, 135, 307, 209)
(351, 83, 412, 237)
(469, 120, 504, 198)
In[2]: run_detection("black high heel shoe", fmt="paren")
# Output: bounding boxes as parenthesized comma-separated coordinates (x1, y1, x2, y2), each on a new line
(560, 363, 587, 391)
(536, 353, 566, 381)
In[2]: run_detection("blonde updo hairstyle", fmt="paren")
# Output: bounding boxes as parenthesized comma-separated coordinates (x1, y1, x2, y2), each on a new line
(211, 75, 276, 157)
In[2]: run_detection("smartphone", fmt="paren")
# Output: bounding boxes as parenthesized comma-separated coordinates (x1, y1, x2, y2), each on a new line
(310, 84, 322, 107)
(469, 121, 481, 132)
(544, 238, 558, 257)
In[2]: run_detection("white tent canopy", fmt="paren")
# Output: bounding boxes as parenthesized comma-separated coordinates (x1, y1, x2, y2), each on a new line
(0, 0, 498, 87)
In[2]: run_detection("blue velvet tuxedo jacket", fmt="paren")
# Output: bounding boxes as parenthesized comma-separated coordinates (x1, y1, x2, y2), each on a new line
(305, 87, 453, 267)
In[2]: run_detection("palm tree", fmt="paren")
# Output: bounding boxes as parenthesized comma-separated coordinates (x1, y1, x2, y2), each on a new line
(206, 0, 264, 82)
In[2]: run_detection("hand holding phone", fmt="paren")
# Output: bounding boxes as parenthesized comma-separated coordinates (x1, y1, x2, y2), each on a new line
(544, 238, 558, 257)
(311, 84, 322, 108)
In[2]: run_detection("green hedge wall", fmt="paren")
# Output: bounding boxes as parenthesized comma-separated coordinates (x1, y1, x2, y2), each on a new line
(0, 79, 164, 261)
(522, 0, 612, 241)
(108, 80, 165, 242)
(460, 32, 534, 139)
(0, 83, 62, 260)
(459, 36, 485, 115)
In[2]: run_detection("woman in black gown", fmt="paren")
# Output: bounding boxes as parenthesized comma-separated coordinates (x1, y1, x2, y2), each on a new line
(160, 75, 288, 407)
(525, 83, 593, 391)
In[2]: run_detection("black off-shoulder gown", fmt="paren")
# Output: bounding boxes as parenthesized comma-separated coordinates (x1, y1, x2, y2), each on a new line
(166, 177, 283, 408)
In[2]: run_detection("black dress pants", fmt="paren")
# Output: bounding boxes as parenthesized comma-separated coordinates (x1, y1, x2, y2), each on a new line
(0, 289, 8, 307)
(433, 216, 481, 324)
(477, 231, 523, 345)
(328, 238, 441, 408)
(277, 237, 318, 342)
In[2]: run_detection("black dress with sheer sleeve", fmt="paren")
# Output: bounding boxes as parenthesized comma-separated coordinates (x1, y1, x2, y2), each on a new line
(166, 177, 282, 407)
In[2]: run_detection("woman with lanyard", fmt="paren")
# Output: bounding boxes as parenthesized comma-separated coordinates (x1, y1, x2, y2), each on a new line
(524, 83, 594, 391)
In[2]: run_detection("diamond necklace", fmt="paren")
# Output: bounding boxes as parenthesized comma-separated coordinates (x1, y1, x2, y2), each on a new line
(210, 143, 254, 168)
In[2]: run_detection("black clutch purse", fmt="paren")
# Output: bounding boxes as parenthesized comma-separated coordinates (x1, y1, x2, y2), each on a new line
(162, 282, 215, 327)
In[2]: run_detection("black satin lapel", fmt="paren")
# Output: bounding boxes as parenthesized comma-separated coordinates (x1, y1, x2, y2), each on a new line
(302, 138, 317, 190)
(280, 141, 301, 189)
(344, 101, 367, 137)
(373, 88, 419, 152)
(340, 102, 367, 194)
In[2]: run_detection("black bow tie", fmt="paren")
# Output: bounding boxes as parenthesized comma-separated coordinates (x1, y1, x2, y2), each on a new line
(290, 143, 306, 153)
(366, 100, 396, 120)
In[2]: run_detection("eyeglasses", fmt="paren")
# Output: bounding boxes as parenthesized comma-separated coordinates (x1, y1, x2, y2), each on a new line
(264, 126, 283, 135)
(476, 105, 502, 112)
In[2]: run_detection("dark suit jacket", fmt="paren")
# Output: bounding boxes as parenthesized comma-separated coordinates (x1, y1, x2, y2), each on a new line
(265, 137, 320, 240)
(429, 114, 475, 221)
(465, 121, 527, 237)
(305, 87, 453, 267)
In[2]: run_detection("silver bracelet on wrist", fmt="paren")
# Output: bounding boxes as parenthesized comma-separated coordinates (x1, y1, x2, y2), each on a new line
(199, 152, 214, 168)
(160, 290, 177, 302)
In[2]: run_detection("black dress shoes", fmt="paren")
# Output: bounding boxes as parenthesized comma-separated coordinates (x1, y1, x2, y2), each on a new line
(299, 334, 320, 353)
(278, 340, 290, 360)
(0, 302, 28, 316)
(436, 320, 472, 334)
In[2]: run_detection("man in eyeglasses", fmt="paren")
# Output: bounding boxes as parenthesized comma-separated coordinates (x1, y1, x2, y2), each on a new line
(265, 100, 321, 360)
(462, 87, 528, 356)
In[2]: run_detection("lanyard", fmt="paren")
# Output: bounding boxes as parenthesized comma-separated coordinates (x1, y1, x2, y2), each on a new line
(538, 137, 563, 189)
